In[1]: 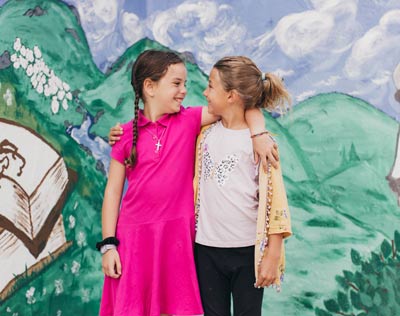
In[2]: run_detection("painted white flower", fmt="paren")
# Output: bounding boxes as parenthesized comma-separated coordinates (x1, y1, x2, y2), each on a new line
(6, 306, 11, 312)
(12, 313, 18, 316)
(31, 77, 38, 89)
(19, 57, 28, 69)
(77, 231, 87, 247)
(20, 46, 26, 57)
(13, 58, 20, 69)
(33, 45, 42, 59)
(36, 83, 44, 94)
(44, 84, 51, 97)
(68, 215, 76, 229)
(36, 59, 45, 72)
(81, 289, 90, 303)
(10, 54, 17, 62)
(73, 201, 78, 210)
(4, 89, 13, 106)
(25, 49, 34, 63)
(62, 99, 69, 110)
(57, 89, 65, 101)
(54, 76, 63, 89)
(33, 63, 40, 75)
(62, 82, 70, 91)
(42, 287, 47, 296)
(13, 38, 21, 51)
(43, 65, 50, 76)
(49, 83, 58, 96)
(25, 286, 36, 304)
(26, 65, 34, 77)
(51, 96, 60, 114)
(71, 260, 81, 275)
(40, 74, 46, 85)
(54, 279, 64, 296)
(66, 92, 72, 101)
(56, 310, 62, 316)
(63, 263, 68, 272)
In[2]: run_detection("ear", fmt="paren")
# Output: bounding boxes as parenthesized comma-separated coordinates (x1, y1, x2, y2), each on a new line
(227, 89, 240, 104)
(143, 78, 156, 98)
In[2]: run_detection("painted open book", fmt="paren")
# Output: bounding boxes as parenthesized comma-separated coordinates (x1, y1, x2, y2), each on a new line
(0, 118, 73, 301)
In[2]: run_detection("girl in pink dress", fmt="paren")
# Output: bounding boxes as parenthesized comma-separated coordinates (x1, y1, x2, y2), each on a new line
(99, 50, 277, 316)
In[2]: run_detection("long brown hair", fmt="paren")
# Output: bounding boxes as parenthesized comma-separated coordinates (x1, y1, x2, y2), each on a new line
(213, 56, 291, 112)
(125, 50, 184, 167)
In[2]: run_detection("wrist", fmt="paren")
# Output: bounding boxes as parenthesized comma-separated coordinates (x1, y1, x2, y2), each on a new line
(251, 131, 269, 139)
(96, 236, 120, 251)
(100, 244, 117, 255)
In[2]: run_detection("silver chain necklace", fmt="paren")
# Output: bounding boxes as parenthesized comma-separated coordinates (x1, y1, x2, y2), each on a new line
(143, 126, 167, 153)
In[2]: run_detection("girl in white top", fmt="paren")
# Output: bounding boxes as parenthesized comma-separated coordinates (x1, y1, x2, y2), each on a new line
(194, 56, 291, 316)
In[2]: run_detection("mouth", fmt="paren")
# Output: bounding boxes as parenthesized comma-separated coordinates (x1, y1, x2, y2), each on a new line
(175, 98, 184, 104)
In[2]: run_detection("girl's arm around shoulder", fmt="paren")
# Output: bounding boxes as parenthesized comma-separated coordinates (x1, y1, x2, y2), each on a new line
(201, 106, 220, 126)
(245, 108, 279, 170)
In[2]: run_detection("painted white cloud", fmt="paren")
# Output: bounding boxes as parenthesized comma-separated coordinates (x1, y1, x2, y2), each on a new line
(63, 0, 126, 70)
(275, 11, 334, 59)
(149, 1, 247, 71)
(316, 75, 341, 87)
(120, 12, 145, 46)
(254, 0, 359, 61)
(344, 9, 400, 80)
(296, 90, 316, 102)
(393, 63, 400, 89)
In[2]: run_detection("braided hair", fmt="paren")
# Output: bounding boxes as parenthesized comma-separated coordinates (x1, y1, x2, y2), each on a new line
(125, 50, 184, 167)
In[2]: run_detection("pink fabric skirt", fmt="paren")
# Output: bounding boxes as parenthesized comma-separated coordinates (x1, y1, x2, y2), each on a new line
(99, 215, 203, 316)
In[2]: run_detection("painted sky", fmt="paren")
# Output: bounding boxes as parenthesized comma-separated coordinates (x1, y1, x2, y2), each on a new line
(1, 0, 400, 119)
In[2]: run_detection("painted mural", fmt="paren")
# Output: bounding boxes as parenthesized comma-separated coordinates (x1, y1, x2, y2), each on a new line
(0, 0, 399, 315)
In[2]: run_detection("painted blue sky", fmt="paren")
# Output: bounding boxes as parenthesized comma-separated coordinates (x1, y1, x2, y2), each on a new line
(1, 0, 400, 119)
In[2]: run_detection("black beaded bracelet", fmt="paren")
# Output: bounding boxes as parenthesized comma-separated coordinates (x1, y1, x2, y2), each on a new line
(95, 237, 120, 251)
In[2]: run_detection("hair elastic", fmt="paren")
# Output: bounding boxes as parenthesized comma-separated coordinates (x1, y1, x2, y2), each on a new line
(261, 73, 266, 81)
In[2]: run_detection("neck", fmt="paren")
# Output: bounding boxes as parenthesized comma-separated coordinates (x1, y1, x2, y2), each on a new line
(143, 103, 165, 122)
(220, 104, 247, 130)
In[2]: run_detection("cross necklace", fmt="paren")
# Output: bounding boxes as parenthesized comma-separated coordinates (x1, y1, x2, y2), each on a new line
(144, 125, 167, 153)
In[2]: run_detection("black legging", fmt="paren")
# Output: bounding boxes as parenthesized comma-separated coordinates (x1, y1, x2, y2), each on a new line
(194, 243, 264, 316)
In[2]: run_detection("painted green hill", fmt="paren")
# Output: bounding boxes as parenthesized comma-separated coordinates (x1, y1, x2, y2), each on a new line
(263, 93, 400, 315)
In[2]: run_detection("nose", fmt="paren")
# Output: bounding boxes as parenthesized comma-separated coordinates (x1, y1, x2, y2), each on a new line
(203, 87, 208, 97)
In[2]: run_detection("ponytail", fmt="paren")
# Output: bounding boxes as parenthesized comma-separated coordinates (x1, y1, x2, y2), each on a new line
(260, 72, 291, 113)
(213, 56, 291, 114)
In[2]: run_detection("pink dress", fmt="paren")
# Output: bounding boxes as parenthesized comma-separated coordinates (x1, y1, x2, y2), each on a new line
(100, 106, 203, 316)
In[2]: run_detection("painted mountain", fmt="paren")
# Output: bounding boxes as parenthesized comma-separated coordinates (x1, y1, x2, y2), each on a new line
(0, 0, 399, 315)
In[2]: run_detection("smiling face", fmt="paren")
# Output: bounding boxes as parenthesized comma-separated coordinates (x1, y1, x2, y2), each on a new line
(151, 62, 187, 114)
(203, 67, 230, 116)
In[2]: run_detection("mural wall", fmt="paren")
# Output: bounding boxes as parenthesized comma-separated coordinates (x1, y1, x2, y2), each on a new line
(0, 0, 399, 315)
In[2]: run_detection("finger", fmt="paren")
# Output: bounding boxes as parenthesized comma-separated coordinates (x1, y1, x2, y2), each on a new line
(111, 127, 123, 135)
(110, 135, 121, 141)
(261, 155, 268, 173)
(115, 258, 122, 276)
(108, 266, 118, 278)
(108, 140, 116, 146)
(272, 147, 279, 162)
(253, 151, 259, 164)
(268, 152, 278, 169)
